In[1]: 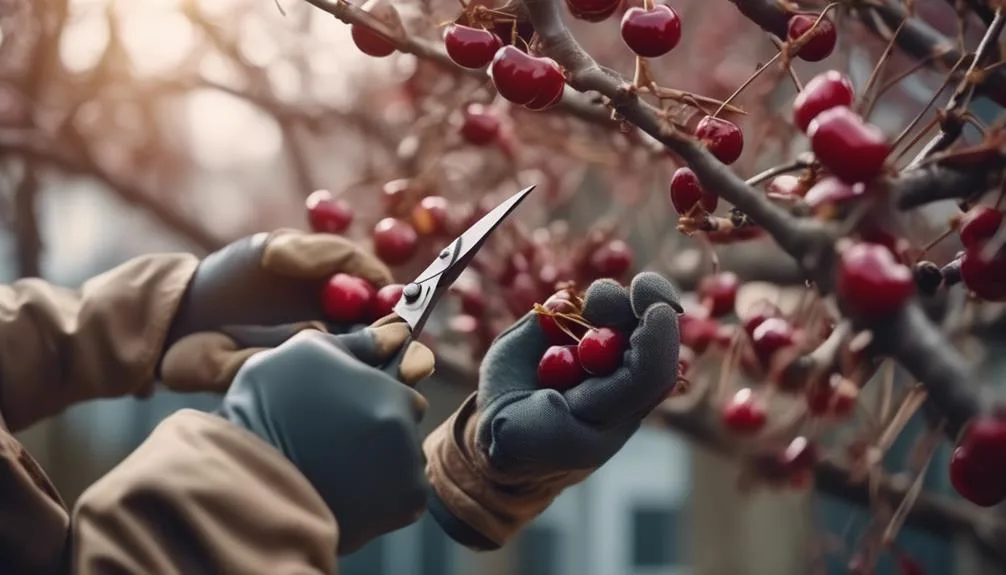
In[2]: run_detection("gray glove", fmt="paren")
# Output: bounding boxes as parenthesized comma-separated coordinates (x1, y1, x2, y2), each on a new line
(477, 271, 682, 473)
(216, 325, 435, 554)
(426, 272, 682, 550)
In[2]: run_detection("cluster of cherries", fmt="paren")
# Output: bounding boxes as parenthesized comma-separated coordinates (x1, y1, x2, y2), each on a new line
(307, 183, 463, 269)
(450, 230, 636, 357)
(672, 269, 853, 489)
(671, 67, 888, 227)
(320, 273, 406, 325)
(532, 287, 628, 389)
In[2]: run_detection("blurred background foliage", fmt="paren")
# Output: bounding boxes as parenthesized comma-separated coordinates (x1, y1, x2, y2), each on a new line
(0, 0, 1001, 573)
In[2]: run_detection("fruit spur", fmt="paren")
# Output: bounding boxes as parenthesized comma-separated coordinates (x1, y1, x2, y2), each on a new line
(533, 285, 627, 391)
(531, 284, 689, 394)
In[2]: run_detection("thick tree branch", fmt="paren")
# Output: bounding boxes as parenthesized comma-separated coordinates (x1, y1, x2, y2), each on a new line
(730, 0, 1006, 104)
(433, 351, 1005, 560)
(300, 0, 615, 127)
(892, 161, 1004, 209)
(520, 0, 984, 441)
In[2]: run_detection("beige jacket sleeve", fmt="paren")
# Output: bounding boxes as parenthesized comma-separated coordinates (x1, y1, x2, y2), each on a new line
(0, 254, 198, 433)
(71, 409, 339, 574)
(423, 394, 590, 548)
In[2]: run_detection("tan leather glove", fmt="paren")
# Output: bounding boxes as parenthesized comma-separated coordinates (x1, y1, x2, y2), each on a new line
(161, 322, 434, 394)
(164, 228, 392, 351)
(156, 229, 393, 394)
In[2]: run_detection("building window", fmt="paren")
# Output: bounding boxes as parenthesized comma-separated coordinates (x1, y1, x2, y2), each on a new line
(517, 524, 560, 575)
(631, 505, 680, 568)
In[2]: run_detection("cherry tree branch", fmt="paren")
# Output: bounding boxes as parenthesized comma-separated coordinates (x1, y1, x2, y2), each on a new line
(906, 8, 1006, 166)
(300, 0, 615, 127)
(892, 161, 1004, 209)
(432, 350, 1004, 557)
(518, 0, 986, 440)
(730, 0, 1006, 103)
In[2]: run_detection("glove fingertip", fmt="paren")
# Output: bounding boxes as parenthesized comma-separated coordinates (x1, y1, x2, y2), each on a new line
(400, 341, 436, 387)
(629, 272, 683, 316)
(581, 279, 634, 328)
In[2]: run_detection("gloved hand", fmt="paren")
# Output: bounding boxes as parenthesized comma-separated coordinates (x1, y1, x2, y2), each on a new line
(157, 229, 392, 393)
(216, 323, 436, 554)
(424, 272, 681, 548)
(171, 229, 391, 339)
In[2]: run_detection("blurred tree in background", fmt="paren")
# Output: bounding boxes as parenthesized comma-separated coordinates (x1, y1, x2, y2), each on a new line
(4, 0, 1006, 573)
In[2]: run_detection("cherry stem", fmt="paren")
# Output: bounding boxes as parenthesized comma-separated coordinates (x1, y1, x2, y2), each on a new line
(889, 56, 968, 155)
(858, 18, 908, 119)
(873, 51, 948, 103)
(713, 51, 781, 118)
(745, 157, 812, 187)
(920, 226, 954, 254)
(648, 86, 746, 115)
(554, 310, 595, 330)
(767, 37, 803, 92)
(905, 7, 1006, 168)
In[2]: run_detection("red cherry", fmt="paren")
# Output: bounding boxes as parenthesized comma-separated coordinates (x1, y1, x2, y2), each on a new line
(678, 345, 695, 375)
(949, 416, 1006, 506)
(786, 14, 837, 62)
(305, 189, 354, 234)
(793, 70, 855, 132)
(695, 116, 744, 165)
(721, 388, 767, 435)
(765, 174, 807, 200)
(452, 285, 487, 316)
(536, 292, 585, 345)
(895, 554, 926, 575)
(680, 313, 720, 354)
(537, 345, 589, 390)
(443, 24, 503, 69)
(778, 436, 818, 479)
(412, 195, 450, 236)
(806, 378, 858, 418)
(836, 242, 914, 317)
(321, 273, 376, 323)
(371, 283, 405, 320)
(537, 262, 574, 293)
(460, 103, 501, 146)
(959, 205, 1003, 249)
(351, 25, 396, 57)
(373, 217, 419, 265)
(589, 239, 634, 279)
(750, 317, 796, 363)
(382, 178, 413, 211)
(741, 300, 782, 335)
(449, 313, 480, 335)
(669, 167, 719, 214)
(803, 177, 866, 215)
(506, 272, 540, 317)
(578, 327, 627, 376)
(490, 46, 565, 110)
(565, 0, 621, 22)
(960, 247, 1006, 301)
(619, 5, 682, 58)
(698, 272, 740, 317)
(808, 106, 889, 184)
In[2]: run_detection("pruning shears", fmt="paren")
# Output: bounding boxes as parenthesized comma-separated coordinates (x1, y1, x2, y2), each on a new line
(377, 184, 536, 377)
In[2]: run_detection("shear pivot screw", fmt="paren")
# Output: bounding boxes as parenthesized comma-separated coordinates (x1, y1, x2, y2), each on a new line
(403, 283, 421, 302)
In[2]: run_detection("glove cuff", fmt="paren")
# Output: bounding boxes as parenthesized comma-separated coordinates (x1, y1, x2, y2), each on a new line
(423, 394, 591, 548)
